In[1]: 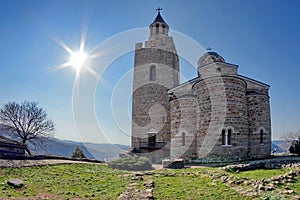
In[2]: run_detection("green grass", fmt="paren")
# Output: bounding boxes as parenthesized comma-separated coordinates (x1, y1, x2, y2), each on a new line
(0, 163, 299, 199)
(0, 164, 130, 199)
(153, 173, 249, 200)
(287, 175, 300, 194)
(226, 168, 291, 181)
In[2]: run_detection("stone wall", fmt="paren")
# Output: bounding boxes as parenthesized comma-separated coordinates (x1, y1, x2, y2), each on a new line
(247, 94, 271, 159)
(193, 76, 249, 161)
(170, 95, 198, 159)
(132, 45, 179, 157)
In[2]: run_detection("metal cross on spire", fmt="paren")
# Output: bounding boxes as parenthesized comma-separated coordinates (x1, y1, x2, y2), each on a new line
(156, 7, 162, 13)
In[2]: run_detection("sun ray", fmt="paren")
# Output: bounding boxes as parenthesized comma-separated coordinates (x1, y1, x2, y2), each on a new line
(88, 50, 107, 60)
(52, 35, 74, 55)
(86, 66, 101, 80)
(80, 22, 89, 53)
(48, 62, 72, 72)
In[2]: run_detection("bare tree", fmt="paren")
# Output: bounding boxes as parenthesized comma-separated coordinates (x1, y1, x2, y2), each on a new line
(0, 101, 55, 155)
(281, 130, 300, 143)
(281, 130, 300, 155)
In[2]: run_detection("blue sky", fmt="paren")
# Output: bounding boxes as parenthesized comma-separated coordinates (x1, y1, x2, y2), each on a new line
(0, 0, 299, 144)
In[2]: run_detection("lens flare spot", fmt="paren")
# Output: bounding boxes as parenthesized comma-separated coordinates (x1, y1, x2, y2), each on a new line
(69, 51, 88, 71)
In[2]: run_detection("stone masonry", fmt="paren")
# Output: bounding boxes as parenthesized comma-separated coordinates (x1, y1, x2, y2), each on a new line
(131, 11, 271, 163)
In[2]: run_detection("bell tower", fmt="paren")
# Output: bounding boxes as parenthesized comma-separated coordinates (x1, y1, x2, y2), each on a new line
(131, 9, 179, 161)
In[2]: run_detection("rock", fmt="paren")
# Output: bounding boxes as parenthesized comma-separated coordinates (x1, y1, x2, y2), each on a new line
(221, 176, 227, 183)
(162, 159, 184, 169)
(126, 186, 134, 190)
(144, 181, 154, 188)
(7, 178, 24, 188)
(287, 171, 297, 176)
(227, 180, 235, 185)
(236, 180, 243, 185)
(145, 188, 153, 193)
(258, 184, 265, 191)
(285, 179, 295, 183)
(284, 190, 294, 194)
(145, 171, 153, 175)
(118, 191, 131, 200)
(266, 186, 274, 191)
(131, 176, 143, 181)
(243, 180, 250, 186)
(286, 175, 294, 179)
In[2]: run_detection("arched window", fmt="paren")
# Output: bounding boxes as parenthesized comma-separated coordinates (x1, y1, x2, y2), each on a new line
(228, 129, 232, 145)
(222, 128, 232, 146)
(155, 24, 159, 34)
(162, 24, 166, 34)
(222, 129, 226, 145)
(260, 129, 264, 144)
(182, 132, 186, 146)
(150, 65, 156, 81)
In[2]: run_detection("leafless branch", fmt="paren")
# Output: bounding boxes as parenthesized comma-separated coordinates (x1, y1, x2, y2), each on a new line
(0, 101, 55, 154)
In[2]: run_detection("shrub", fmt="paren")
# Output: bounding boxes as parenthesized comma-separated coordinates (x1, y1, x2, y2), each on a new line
(289, 140, 300, 156)
(108, 156, 153, 171)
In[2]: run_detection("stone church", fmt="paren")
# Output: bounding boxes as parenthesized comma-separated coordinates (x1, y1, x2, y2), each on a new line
(131, 10, 271, 162)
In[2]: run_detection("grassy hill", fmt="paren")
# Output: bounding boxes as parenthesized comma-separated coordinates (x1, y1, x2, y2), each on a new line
(0, 163, 299, 199)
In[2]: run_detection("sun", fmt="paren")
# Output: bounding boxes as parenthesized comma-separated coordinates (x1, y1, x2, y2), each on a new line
(69, 50, 88, 71)
(51, 28, 101, 79)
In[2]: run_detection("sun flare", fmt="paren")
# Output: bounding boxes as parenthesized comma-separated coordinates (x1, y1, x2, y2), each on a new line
(51, 27, 102, 79)
(69, 50, 88, 71)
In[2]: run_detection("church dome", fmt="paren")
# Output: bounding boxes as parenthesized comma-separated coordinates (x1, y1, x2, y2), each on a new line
(198, 51, 225, 67)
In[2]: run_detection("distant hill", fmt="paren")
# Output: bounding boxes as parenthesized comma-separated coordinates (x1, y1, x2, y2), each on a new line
(272, 140, 290, 153)
(32, 137, 130, 161)
(0, 131, 130, 161)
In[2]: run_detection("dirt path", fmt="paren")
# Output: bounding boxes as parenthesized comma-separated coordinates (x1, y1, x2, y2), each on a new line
(0, 159, 103, 168)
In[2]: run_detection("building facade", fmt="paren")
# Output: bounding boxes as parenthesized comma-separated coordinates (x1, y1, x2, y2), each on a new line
(131, 11, 271, 162)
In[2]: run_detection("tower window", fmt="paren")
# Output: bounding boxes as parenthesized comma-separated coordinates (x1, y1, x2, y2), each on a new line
(150, 65, 156, 81)
(162, 24, 166, 34)
(156, 24, 159, 34)
(182, 132, 186, 146)
(222, 128, 232, 146)
(260, 129, 264, 144)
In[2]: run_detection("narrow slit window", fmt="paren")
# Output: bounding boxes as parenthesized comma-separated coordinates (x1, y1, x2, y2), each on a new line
(222, 129, 226, 145)
(182, 132, 186, 146)
(150, 65, 156, 81)
(228, 129, 232, 145)
(222, 128, 232, 146)
(260, 129, 264, 144)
